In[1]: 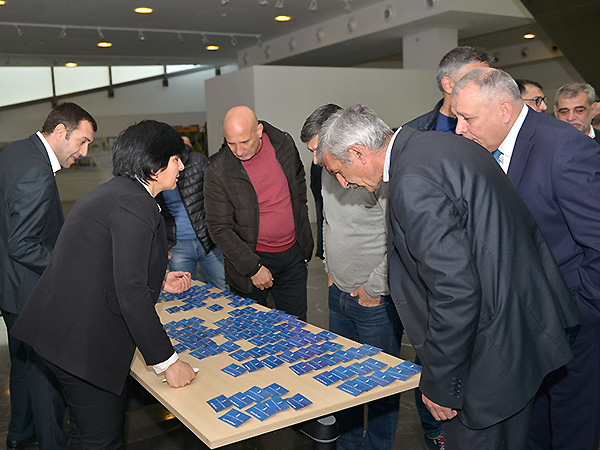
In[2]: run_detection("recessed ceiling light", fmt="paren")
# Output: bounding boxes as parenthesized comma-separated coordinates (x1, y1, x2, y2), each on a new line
(97, 41, 112, 48)
(134, 7, 153, 14)
(206, 45, 219, 51)
(65, 62, 78, 68)
(0, 1, 7, 6)
(275, 15, 291, 22)
(523, 33, 535, 39)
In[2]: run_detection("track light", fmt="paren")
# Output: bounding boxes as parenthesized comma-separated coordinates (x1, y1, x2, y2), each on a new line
(343, 0, 352, 13)
(256, 36, 263, 47)
(14, 24, 23, 37)
(59, 27, 67, 39)
(138, 30, 145, 41)
(201, 33, 209, 45)
(308, 0, 317, 11)
(220, 0, 229, 4)
(97, 29, 106, 40)
(177, 32, 184, 43)
(230, 35, 238, 46)
(259, 0, 269, 5)
(275, 0, 284, 8)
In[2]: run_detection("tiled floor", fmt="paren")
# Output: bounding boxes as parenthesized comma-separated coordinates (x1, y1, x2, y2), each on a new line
(0, 218, 425, 449)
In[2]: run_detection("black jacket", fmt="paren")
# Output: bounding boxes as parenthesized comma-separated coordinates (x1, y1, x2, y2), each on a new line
(403, 99, 444, 132)
(157, 146, 215, 254)
(204, 121, 313, 294)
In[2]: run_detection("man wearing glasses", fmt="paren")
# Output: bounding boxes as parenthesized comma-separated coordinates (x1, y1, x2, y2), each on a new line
(516, 79, 548, 113)
(554, 82, 600, 144)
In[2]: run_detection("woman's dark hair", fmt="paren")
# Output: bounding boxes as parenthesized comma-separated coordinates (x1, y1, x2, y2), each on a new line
(112, 120, 185, 182)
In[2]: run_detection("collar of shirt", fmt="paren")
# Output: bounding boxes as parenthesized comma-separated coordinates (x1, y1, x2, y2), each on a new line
(136, 176, 161, 212)
(588, 126, 596, 139)
(383, 127, 402, 183)
(497, 104, 528, 172)
(36, 131, 61, 175)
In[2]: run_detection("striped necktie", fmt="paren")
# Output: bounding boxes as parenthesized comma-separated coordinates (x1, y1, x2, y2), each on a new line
(492, 149, 502, 164)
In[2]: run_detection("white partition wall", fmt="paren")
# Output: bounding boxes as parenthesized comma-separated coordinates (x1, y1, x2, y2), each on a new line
(205, 65, 440, 222)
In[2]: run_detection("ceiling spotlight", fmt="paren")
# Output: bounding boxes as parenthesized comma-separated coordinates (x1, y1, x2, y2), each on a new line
(308, 0, 317, 11)
(97, 41, 112, 48)
(206, 45, 219, 51)
(134, 7, 153, 13)
(343, 0, 352, 13)
(14, 24, 23, 37)
(65, 62, 78, 68)
(523, 33, 536, 39)
(256, 36, 263, 47)
(178, 32, 184, 43)
(59, 27, 67, 39)
(275, 0, 284, 8)
(230, 35, 238, 46)
(275, 15, 291, 21)
(220, 0, 229, 4)
(201, 34, 209, 45)
(259, 0, 269, 5)
(0, 1, 6, 5)
(138, 30, 146, 41)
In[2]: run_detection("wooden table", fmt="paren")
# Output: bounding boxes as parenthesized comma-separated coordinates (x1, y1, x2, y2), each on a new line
(130, 284, 419, 449)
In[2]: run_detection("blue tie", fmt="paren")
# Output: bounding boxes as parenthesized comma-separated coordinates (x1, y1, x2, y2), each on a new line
(492, 149, 502, 164)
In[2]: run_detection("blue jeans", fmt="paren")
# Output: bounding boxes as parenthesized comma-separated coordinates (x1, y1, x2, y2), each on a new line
(169, 239, 228, 291)
(328, 284, 404, 450)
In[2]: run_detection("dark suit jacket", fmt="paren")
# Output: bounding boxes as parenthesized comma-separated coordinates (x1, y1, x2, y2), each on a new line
(0, 133, 64, 315)
(12, 177, 174, 395)
(508, 111, 600, 327)
(387, 127, 580, 429)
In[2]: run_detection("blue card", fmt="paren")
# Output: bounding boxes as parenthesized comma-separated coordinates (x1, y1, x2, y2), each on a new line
(228, 392, 253, 408)
(264, 383, 289, 397)
(219, 341, 241, 353)
(369, 370, 395, 387)
(358, 344, 382, 356)
(306, 356, 328, 371)
(244, 386, 270, 402)
(286, 393, 312, 410)
(218, 408, 251, 427)
(261, 356, 284, 369)
(207, 394, 232, 412)
(229, 349, 249, 362)
(242, 359, 264, 373)
(363, 358, 388, 371)
(262, 395, 290, 412)
(337, 381, 362, 396)
(289, 361, 312, 375)
(221, 363, 247, 377)
(313, 372, 336, 386)
(278, 350, 299, 363)
(246, 403, 272, 421)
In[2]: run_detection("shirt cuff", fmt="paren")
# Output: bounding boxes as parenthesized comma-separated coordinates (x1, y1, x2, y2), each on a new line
(152, 352, 179, 374)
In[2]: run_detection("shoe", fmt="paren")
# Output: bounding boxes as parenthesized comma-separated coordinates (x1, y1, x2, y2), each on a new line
(6, 437, 38, 450)
(423, 433, 445, 450)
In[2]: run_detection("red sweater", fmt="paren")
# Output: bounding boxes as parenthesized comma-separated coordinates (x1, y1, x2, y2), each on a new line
(242, 133, 296, 252)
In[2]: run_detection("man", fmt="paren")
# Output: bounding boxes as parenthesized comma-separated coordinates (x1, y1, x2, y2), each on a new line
(204, 106, 313, 320)
(404, 46, 490, 133)
(515, 79, 548, 113)
(554, 82, 600, 144)
(316, 104, 579, 449)
(301, 105, 403, 450)
(0, 102, 96, 450)
(452, 67, 600, 450)
(157, 138, 228, 290)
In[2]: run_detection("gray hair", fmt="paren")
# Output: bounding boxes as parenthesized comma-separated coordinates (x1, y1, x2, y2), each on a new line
(316, 104, 392, 165)
(454, 67, 523, 104)
(300, 104, 342, 143)
(555, 82, 597, 106)
(436, 46, 491, 93)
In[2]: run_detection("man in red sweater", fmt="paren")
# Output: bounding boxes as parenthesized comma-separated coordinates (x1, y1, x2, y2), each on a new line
(204, 106, 313, 320)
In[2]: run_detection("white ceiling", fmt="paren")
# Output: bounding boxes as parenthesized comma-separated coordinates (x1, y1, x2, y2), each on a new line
(0, 0, 553, 68)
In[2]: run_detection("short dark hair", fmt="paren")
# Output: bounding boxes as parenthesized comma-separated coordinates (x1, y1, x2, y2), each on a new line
(112, 120, 185, 182)
(41, 102, 97, 137)
(300, 104, 342, 143)
(515, 79, 543, 96)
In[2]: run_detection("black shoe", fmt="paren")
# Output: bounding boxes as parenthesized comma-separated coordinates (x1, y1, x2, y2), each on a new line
(6, 437, 38, 450)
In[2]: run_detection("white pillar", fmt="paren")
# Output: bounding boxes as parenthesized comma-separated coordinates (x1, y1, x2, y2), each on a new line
(403, 28, 458, 70)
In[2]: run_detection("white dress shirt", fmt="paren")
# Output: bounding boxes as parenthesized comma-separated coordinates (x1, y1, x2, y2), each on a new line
(496, 105, 529, 173)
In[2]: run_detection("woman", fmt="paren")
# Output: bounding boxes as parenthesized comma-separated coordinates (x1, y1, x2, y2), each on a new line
(12, 120, 197, 449)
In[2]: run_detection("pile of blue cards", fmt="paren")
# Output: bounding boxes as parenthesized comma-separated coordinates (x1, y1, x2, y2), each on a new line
(208, 383, 312, 427)
(333, 361, 421, 396)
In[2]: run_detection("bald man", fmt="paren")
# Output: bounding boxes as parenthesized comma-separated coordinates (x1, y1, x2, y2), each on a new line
(204, 106, 313, 320)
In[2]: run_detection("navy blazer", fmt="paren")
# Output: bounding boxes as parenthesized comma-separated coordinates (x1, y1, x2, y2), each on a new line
(387, 127, 579, 429)
(0, 134, 64, 314)
(12, 177, 174, 395)
(508, 111, 600, 327)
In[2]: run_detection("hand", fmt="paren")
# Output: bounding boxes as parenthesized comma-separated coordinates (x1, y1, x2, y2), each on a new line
(162, 271, 191, 293)
(251, 265, 273, 290)
(327, 272, 334, 287)
(422, 394, 457, 421)
(164, 359, 197, 388)
(350, 284, 381, 307)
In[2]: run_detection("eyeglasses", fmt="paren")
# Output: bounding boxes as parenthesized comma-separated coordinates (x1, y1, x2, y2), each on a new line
(523, 96, 547, 107)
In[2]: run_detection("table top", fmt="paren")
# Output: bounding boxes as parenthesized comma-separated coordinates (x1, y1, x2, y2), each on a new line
(130, 284, 420, 449)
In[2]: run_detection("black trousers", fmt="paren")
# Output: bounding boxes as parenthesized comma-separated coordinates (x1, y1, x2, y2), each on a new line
(2, 310, 68, 449)
(45, 360, 127, 450)
(442, 398, 534, 450)
(245, 242, 308, 321)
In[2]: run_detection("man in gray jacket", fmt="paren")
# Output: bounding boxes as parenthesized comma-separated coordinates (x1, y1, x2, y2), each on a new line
(301, 105, 403, 450)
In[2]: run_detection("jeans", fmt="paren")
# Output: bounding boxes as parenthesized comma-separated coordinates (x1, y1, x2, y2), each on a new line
(169, 238, 228, 290)
(328, 284, 404, 450)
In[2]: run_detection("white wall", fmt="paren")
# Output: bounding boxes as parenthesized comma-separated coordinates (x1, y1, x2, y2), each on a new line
(205, 65, 441, 222)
